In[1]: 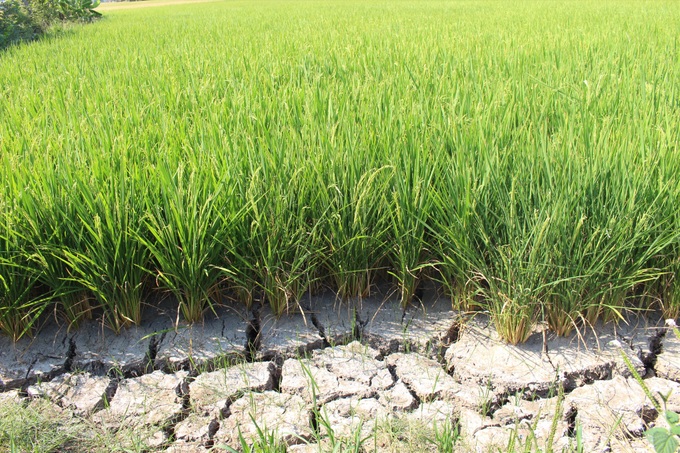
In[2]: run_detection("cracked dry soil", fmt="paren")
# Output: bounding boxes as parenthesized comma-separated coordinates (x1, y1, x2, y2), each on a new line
(1, 293, 679, 453)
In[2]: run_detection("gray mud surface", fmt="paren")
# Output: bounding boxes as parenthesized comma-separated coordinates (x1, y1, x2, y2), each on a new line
(1, 289, 678, 452)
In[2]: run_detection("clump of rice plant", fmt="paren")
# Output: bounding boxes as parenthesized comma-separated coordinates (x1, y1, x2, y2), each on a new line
(20, 168, 94, 330)
(0, 165, 47, 340)
(0, 251, 43, 341)
(226, 164, 323, 315)
(58, 161, 149, 333)
(321, 165, 392, 302)
(140, 162, 235, 323)
(388, 151, 436, 307)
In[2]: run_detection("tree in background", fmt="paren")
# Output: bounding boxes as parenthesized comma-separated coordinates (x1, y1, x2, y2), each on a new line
(0, 0, 100, 50)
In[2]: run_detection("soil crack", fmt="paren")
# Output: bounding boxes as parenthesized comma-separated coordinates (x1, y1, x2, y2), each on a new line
(244, 304, 262, 362)
(353, 307, 367, 342)
(160, 376, 192, 447)
(310, 311, 331, 348)
(63, 337, 77, 373)
(145, 332, 165, 374)
(642, 327, 666, 374)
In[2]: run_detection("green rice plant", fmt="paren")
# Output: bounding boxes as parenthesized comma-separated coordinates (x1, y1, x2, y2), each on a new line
(658, 165, 680, 320)
(432, 149, 552, 343)
(538, 132, 678, 333)
(388, 149, 437, 307)
(0, 166, 48, 340)
(319, 165, 392, 301)
(661, 269, 680, 321)
(428, 154, 481, 311)
(538, 206, 640, 336)
(57, 163, 150, 333)
(431, 93, 679, 340)
(0, 250, 44, 341)
(0, 0, 679, 340)
(139, 162, 236, 323)
(482, 213, 553, 344)
(655, 236, 680, 320)
(19, 167, 94, 329)
(580, 163, 677, 325)
(225, 165, 323, 315)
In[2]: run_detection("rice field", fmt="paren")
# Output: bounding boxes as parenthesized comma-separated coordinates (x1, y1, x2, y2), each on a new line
(0, 0, 679, 342)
